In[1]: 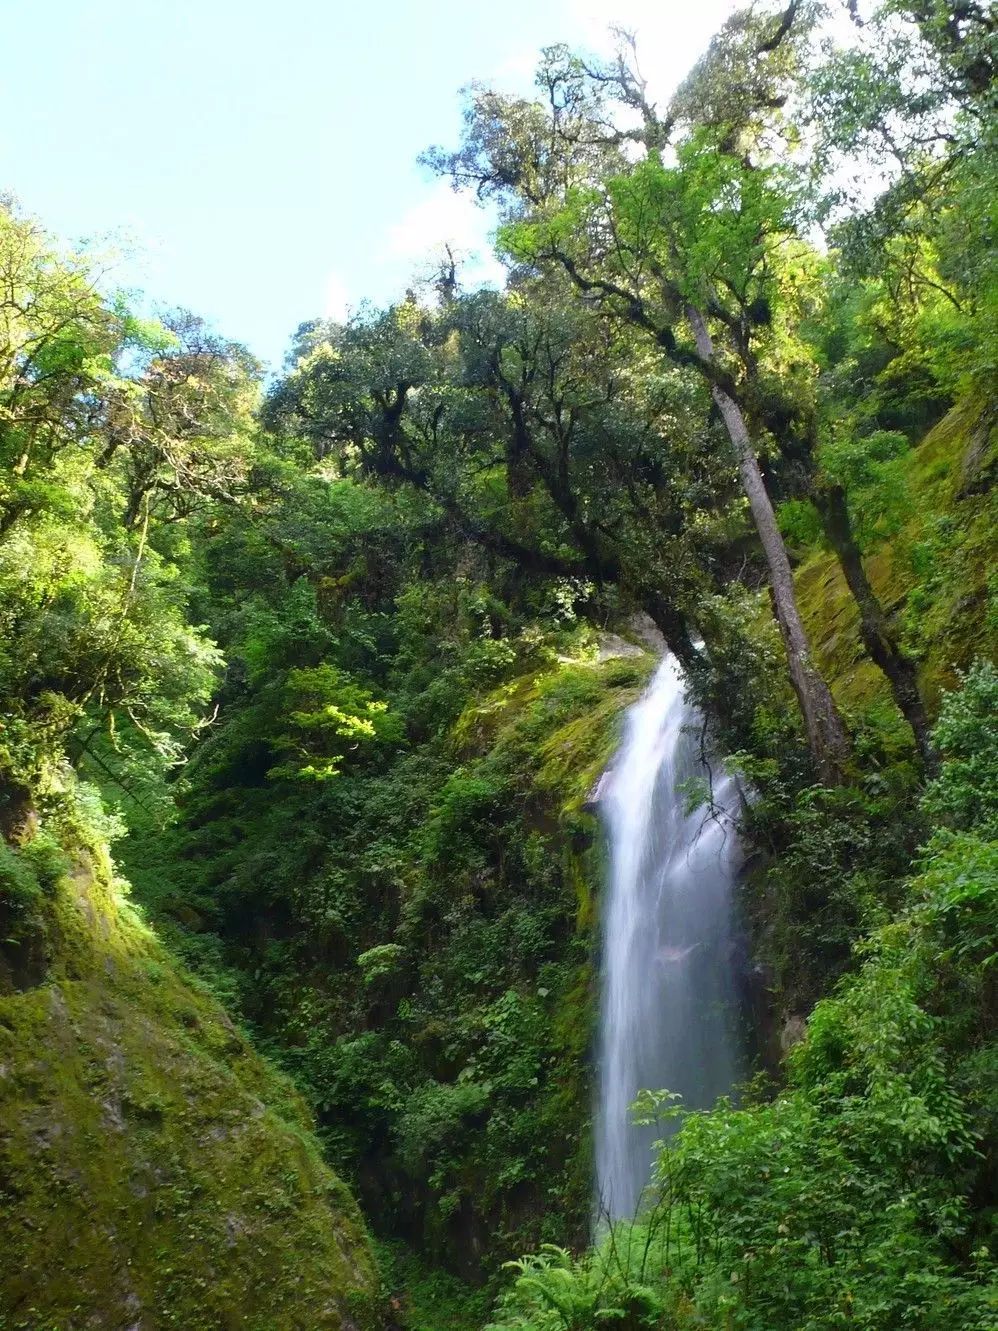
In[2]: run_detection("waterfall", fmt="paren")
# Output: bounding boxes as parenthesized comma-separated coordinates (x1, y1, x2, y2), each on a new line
(595, 653, 742, 1220)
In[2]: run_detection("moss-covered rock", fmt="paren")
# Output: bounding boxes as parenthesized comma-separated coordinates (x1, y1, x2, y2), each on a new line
(0, 816, 379, 1331)
(426, 649, 653, 1260)
(796, 396, 998, 721)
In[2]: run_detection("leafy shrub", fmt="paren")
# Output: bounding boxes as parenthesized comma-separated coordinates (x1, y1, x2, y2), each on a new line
(0, 837, 43, 909)
(921, 659, 998, 838)
(488, 666, 998, 1330)
(0, 829, 66, 983)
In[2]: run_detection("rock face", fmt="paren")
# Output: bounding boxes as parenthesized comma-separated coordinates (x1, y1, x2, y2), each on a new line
(595, 633, 646, 662)
(0, 828, 379, 1331)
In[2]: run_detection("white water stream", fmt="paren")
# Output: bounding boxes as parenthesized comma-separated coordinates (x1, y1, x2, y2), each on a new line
(595, 654, 742, 1219)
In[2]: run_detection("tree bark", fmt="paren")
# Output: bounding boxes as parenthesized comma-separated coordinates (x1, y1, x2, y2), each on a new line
(750, 394, 936, 773)
(639, 592, 698, 673)
(686, 305, 850, 784)
(813, 483, 936, 771)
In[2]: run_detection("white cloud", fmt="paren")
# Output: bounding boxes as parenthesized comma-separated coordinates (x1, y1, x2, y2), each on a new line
(380, 179, 507, 292)
(322, 2, 748, 319)
(384, 181, 488, 262)
(565, 0, 740, 105)
(322, 270, 351, 322)
(490, 0, 741, 103)
(491, 44, 544, 91)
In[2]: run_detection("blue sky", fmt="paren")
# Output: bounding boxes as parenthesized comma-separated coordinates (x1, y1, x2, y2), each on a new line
(2, 0, 735, 369)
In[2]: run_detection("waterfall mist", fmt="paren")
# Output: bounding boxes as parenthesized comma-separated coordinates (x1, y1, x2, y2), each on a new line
(595, 654, 743, 1221)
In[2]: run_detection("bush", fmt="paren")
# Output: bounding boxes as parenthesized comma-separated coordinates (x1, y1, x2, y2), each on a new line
(922, 659, 998, 838)
(487, 665, 998, 1331)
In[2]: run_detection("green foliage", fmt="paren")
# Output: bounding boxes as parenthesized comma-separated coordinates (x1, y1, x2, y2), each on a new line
(0, 203, 257, 822)
(357, 942, 406, 984)
(125, 550, 642, 1276)
(820, 429, 913, 547)
(0, 837, 44, 914)
(777, 497, 823, 548)
(489, 665, 998, 1331)
(0, 806, 379, 1330)
(422, 769, 511, 865)
(739, 773, 919, 1010)
(2, 6, 997, 1325)
(268, 664, 402, 781)
(921, 660, 998, 838)
(0, 834, 54, 977)
(0, 201, 380, 1326)
(376, 1240, 492, 1331)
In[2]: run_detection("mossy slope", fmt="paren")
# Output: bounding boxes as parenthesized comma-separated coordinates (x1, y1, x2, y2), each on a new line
(420, 651, 653, 1260)
(796, 396, 997, 716)
(0, 822, 379, 1331)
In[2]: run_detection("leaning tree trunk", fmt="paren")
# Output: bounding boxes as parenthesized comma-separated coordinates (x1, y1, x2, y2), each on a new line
(813, 482, 937, 772)
(686, 305, 849, 785)
(639, 591, 698, 674)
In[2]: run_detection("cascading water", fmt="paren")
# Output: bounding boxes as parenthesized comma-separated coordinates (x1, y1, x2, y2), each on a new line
(595, 653, 742, 1220)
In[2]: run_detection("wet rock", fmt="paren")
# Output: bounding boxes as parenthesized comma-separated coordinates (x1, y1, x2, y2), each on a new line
(780, 1014, 807, 1055)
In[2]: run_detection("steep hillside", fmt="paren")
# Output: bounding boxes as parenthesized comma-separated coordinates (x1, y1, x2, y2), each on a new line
(0, 804, 379, 1331)
(798, 396, 997, 716)
(120, 641, 655, 1287)
(735, 396, 998, 1031)
(112, 396, 996, 1316)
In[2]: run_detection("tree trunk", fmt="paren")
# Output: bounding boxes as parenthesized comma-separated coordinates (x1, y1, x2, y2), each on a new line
(640, 592, 698, 673)
(814, 483, 936, 772)
(685, 305, 849, 784)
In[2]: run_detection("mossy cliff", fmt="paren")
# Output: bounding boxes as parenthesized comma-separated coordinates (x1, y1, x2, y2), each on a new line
(741, 395, 998, 1037)
(438, 647, 657, 1236)
(0, 808, 379, 1331)
(338, 648, 653, 1276)
(118, 640, 655, 1298)
(796, 396, 997, 716)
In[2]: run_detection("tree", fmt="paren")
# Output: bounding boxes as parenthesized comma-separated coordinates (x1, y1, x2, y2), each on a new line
(0, 204, 251, 813)
(0, 202, 121, 537)
(450, 287, 734, 665)
(98, 309, 262, 529)
(265, 284, 749, 672)
(429, 6, 854, 783)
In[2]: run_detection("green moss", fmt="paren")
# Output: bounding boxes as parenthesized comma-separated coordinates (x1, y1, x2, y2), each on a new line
(450, 651, 650, 1244)
(458, 653, 653, 824)
(796, 396, 998, 720)
(0, 822, 379, 1331)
